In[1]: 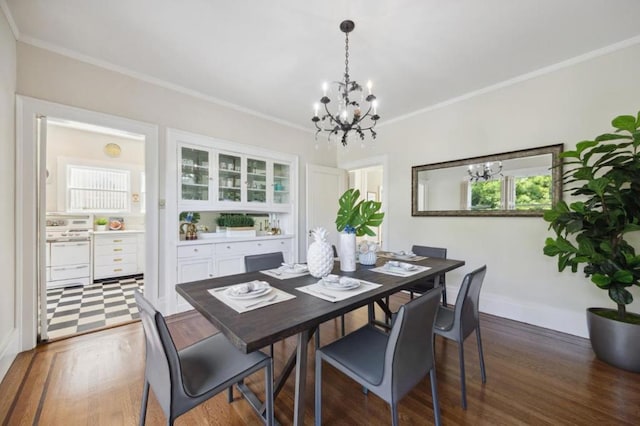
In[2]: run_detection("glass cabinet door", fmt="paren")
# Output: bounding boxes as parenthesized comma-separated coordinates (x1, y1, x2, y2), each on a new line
(180, 146, 210, 202)
(218, 153, 242, 203)
(273, 162, 290, 204)
(247, 158, 267, 204)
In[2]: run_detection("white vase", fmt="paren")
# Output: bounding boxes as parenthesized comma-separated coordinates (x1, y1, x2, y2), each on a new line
(339, 232, 357, 272)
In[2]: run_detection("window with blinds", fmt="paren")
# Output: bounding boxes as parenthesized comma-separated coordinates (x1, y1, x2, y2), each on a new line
(67, 165, 130, 212)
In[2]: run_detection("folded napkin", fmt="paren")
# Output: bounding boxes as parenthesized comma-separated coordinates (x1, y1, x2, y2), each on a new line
(322, 274, 359, 288)
(281, 263, 309, 273)
(386, 261, 417, 271)
(227, 280, 270, 297)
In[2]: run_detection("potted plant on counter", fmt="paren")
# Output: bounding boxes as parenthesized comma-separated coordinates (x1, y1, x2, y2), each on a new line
(217, 214, 256, 237)
(335, 188, 384, 271)
(543, 111, 640, 372)
(95, 217, 108, 231)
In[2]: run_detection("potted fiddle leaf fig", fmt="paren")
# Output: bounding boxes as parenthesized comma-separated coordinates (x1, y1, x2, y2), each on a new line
(335, 188, 384, 271)
(543, 111, 640, 372)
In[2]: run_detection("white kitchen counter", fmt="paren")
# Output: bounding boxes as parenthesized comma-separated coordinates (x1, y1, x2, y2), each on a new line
(92, 230, 145, 235)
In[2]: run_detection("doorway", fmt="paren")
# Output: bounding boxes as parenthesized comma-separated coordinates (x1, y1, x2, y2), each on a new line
(42, 118, 146, 340)
(16, 96, 159, 351)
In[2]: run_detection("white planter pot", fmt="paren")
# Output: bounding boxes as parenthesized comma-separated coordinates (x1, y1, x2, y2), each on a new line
(338, 232, 356, 272)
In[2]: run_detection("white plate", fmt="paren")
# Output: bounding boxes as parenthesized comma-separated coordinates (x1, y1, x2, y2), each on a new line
(394, 254, 417, 260)
(320, 278, 360, 291)
(226, 285, 272, 300)
(385, 262, 417, 272)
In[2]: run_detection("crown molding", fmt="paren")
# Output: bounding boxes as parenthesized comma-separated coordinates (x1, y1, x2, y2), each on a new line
(0, 0, 19, 39)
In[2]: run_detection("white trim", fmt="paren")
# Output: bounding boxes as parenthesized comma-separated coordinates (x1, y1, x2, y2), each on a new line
(18, 35, 310, 133)
(16, 96, 159, 351)
(338, 155, 389, 251)
(445, 283, 588, 338)
(382, 35, 640, 127)
(0, 0, 19, 39)
(0, 328, 19, 380)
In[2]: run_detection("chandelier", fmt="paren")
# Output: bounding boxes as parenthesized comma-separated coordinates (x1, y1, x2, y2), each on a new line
(311, 20, 380, 146)
(468, 162, 503, 182)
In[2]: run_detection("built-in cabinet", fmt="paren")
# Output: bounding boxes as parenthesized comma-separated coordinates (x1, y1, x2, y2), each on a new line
(179, 144, 293, 211)
(167, 128, 299, 313)
(93, 231, 145, 280)
(176, 236, 294, 284)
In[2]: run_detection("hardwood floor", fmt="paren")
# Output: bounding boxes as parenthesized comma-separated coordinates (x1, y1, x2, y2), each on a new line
(2, 292, 639, 425)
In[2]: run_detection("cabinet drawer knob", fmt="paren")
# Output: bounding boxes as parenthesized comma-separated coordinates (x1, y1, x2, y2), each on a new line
(113, 268, 123, 272)
(113, 239, 123, 242)
(114, 248, 123, 252)
(257, 243, 262, 246)
(114, 258, 123, 262)
(194, 248, 199, 252)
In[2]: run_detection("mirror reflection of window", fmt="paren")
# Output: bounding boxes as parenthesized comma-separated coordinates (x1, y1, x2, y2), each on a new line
(412, 144, 562, 216)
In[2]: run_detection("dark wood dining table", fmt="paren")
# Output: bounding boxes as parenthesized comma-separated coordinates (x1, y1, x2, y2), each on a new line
(176, 255, 465, 425)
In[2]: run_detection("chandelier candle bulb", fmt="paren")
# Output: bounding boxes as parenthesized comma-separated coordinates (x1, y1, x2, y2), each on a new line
(322, 82, 328, 97)
(367, 80, 372, 95)
(314, 103, 319, 117)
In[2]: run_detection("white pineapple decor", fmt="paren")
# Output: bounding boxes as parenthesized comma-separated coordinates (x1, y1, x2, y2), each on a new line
(307, 227, 334, 278)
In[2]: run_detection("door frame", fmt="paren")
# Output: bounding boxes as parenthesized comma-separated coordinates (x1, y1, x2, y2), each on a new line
(338, 155, 389, 251)
(16, 96, 159, 351)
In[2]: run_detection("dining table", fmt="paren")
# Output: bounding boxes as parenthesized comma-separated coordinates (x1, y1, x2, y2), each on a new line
(176, 254, 465, 425)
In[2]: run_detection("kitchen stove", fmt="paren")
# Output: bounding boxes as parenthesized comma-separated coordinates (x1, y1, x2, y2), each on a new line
(45, 214, 93, 289)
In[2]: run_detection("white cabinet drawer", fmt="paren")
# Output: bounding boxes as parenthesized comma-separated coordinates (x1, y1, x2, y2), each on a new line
(94, 234, 137, 246)
(215, 239, 292, 257)
(95, 253, 137, 267)
(94, 263, 138, 279)
(50, 263, 91, 280)
(95, 243, 137, 256)
(178, 244, 214, 258)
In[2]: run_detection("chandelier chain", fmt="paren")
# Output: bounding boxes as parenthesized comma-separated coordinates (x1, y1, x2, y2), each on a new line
(344, 32, 350, 88)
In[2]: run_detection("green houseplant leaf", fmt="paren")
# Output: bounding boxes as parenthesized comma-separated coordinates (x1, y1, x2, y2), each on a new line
(335, 188, 385, 236)
(544, 111, 640, 322)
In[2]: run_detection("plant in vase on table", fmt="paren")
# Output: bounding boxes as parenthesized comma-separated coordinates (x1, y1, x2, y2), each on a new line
(543, 111, 640, 372)
(335, 188, 384, 272)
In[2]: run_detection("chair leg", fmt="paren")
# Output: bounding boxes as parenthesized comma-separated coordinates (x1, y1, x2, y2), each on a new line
(227, 386, 233, 403)
(410, 290, 414, 300)
(341, 315, 345, 336)
(429, 368, 442, 426)
(265, 360, 274, 426)
(270, 344, 274, 357)
(391, 402, 399, 426)
(315, 328, 320, 348)
(315, 354, 322, 426)
(458, 341, 467, 409)
(441, 286, 447, 306)
(476, 326, 487, 383)
(139, 380, 150, 426)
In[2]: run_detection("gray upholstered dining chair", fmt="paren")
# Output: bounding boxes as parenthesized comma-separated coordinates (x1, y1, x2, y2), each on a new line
(434, 265, 487, 409)
(134, 291, 274, 425)
(407, 245, 448, 305)
(244, 252, 285, 273)
(315, 288, 443, 426)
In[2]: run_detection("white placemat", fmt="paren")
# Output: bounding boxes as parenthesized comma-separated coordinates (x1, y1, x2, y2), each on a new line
(208, 282, 296, 313)
(260, 266, 309, 280)
(371, 264, 431, 277)
(296, 279, 381, 302)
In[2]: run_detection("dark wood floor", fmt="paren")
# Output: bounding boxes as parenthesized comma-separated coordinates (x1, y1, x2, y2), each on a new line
(2, 292, 639, 425)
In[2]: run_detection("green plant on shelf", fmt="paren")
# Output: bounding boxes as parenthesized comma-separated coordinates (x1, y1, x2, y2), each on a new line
(216, 214, 255, 228)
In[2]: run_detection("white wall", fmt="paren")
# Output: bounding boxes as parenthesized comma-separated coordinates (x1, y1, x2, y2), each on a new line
(339, 42, 640, 337)
(46, 125, 145, 216)
(17, 42, 335, 254)
(0, 8, 17, 379)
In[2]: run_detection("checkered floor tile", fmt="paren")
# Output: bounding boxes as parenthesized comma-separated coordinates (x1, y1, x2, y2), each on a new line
(46, 276, 144, 340)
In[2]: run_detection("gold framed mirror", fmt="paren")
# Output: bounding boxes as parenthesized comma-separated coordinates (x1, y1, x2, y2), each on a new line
(411, 144, 563, 217)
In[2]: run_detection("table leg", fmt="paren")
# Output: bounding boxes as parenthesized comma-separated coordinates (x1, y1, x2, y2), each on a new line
(293, 329, 310, 426)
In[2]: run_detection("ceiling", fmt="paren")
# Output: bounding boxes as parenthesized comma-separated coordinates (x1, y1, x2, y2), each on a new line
(5, 0, 640, 131)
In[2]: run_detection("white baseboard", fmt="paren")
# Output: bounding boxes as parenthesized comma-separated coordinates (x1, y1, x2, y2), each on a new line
(0, 328, 20, 382)
(450, 286, 589, 338)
